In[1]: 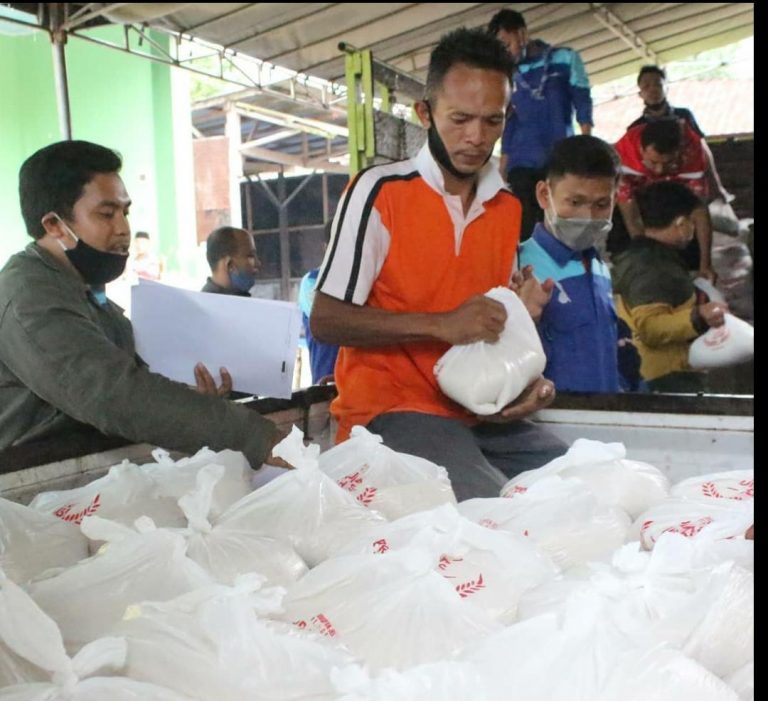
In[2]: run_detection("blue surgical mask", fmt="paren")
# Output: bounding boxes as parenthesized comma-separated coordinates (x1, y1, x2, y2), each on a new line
(229, 267, 256, 293)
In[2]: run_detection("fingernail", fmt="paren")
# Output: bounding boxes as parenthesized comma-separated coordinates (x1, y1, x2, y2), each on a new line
(541, 385, 552, 397)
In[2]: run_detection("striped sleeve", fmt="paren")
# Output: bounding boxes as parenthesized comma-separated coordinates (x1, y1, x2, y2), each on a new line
(316, 162, 417, 306)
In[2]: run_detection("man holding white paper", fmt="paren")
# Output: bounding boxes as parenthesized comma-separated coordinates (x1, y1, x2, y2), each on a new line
(0, 140, 285, 469)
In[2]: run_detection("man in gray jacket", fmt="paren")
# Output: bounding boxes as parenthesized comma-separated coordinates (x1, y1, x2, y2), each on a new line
(0, 140, 283, 468)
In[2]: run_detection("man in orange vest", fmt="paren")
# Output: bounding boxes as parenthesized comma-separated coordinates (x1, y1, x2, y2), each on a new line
(310, 27, 567, 500)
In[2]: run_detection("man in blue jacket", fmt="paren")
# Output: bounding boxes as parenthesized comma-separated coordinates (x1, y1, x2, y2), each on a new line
(489, 9, 594, 240)
(518, 135, 631, 393)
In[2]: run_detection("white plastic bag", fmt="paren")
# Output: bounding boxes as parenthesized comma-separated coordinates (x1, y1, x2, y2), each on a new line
(142, 447, 253, 520)
(501, 439, 670, 519)
(29, 461, 184, 530)
(0, 573, 187, 701)
(119, 576, 356, 701)
(689, 314, 754, 369)
(724, 662, 754, 701)
(180, 464, 308, 587)
(671, 470, 754, 504)
(222, 427, 385, 566)
(0, 498, 88, 585)
(317, 427, 456, 519)
(462, 478, 631, 570)
(332, 504, 557, 623)
(434, 286, 546, 415)
(280, 548, 501, 671)
(631, 498, 753, 550)
(28, 521, 213, 654)
(597, 645, 740, 701)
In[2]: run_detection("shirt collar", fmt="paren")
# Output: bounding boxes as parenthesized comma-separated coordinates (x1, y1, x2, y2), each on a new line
(414, 142, 508, 205)
(531, 223, 598, 265)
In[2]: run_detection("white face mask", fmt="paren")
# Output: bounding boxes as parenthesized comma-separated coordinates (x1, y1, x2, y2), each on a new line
(545, 187, 613, 252)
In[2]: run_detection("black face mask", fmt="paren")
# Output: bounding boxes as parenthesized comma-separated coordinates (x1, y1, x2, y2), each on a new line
(424, 101, 490, 181)
(55, 216, 128, 286)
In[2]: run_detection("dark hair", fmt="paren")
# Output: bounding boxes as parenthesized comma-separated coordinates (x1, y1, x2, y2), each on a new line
(545, 135, 621, 182)
(488, 8, 527, 34)
(640, 118, 682, 154)
(637, 65, 666, 85)
(636, 181, 701, 229)
(206, 226, 248, 270)
(134, 231, 150, 240)
(19, 140, 122, 239)
(425, 27, 514, 101)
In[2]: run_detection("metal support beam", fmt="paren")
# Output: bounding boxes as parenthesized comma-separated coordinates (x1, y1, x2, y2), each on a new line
(49, 3, 72, 139)
(589, 3, 659, 64)
(225, 105, 243, 228)
(277, 170, 291, 301)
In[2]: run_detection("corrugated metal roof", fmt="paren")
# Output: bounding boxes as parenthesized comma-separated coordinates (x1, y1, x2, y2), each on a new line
(143, 2, 754, 85)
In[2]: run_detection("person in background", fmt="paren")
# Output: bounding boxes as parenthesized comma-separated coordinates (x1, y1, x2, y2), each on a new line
(614, 118, 715, 281)
(202, 226, 260, 296)
(489, 8, 594, 240)
(518, 134, 636, 393)
(311, 27, 567, 501)
(129, 231, 163, 281)
(612, 181, 728, 393)
(629, 65, 732, 204)
(298, 221, 339, 384)
(0, 140, 285, 468)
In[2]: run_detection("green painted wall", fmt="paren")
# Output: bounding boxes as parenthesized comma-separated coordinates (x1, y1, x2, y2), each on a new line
(0, 26, 179, 269)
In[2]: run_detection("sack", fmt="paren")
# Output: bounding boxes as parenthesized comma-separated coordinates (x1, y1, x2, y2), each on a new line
(29, 462, 184, 530)
(318, 427, 456, 520)
(631, 498, 753, 550)
(434, 287, 546, 415)
(119, 576, 356, 701)
(461, 479, 631, 571)
(28, 520, 213, 654)
(0, 498, 88, 585)
(280, 548, 501, 671)
(222, 428, 385, 566)
(332, 504, 557, 623)
(501, 439, 670, 520)
(689, 314, 754, 369)
(142, 447, 253, 521)
(180, 464, 308, 587)
(0, 574, 186, 701)
(724, 663, 754, 701)
(671, 470, 754, 504)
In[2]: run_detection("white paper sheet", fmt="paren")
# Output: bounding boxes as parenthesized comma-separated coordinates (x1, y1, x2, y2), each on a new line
(131, 280, 302, 398)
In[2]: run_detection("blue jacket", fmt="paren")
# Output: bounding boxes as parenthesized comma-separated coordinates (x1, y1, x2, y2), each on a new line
(299, 268, 339, 384)
(519, 224, 619, 392)
(503, 40, 593, 169)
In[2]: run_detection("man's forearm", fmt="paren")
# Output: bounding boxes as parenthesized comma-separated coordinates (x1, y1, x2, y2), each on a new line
(310, 291, 444, 347)
(692, 205, 713, 270)
(618, 199, 645, 238)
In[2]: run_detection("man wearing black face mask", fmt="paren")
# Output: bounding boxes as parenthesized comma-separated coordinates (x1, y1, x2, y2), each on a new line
(310, 28, 567, 501)
(202, 226, 261, 297)
(0, 140, 287, 469)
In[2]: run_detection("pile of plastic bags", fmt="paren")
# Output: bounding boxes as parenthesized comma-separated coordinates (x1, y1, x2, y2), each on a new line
(0, 429, 753, 700)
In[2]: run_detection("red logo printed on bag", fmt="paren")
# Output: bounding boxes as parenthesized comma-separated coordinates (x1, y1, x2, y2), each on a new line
(53, 493, 101, 524)
(478, 518, 499, 530)
(702, 326, 731, 348)
(701, 480, 754, 500)
(662, 516, 714, 539)
(438, 555, 464, 576)
(294, 614, 337, 637)
(338, 470, 365, 492)
(356, 486, 377, 506)
(372, 538, 390, 554)
(456, 574, 485, 598)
